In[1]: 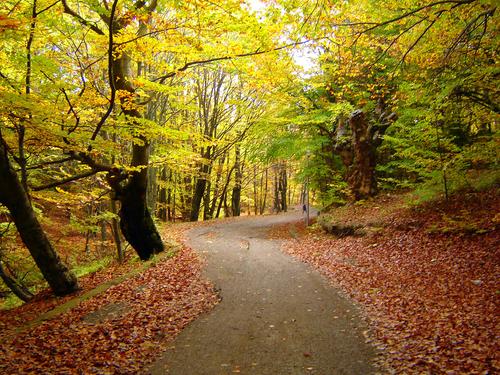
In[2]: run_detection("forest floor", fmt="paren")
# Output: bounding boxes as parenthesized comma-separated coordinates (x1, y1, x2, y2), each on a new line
(0, 187, 498, 374)
(271, 187, 499, 374)
(0, 224, 220, 374)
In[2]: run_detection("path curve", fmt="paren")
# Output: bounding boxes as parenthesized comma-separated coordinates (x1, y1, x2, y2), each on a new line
(148, 211, 375, 375)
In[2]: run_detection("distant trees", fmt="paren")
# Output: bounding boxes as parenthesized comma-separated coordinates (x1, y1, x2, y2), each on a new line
(0, 0, 290, 297)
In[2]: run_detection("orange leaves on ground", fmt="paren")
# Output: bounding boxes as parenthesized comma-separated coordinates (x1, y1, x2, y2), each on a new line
(280, 189, 499, 374)
(0, 244, 219, 374)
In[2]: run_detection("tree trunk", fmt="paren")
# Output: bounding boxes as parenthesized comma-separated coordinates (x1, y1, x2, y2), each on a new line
(190, 148, 211, 222)
(203, 179, 211, 221)
(190, 172, 208, 221)
(146, 164, 157, 215)
(158, 167, 168, 222)
(273, 168, 280, 213)
(118, 163, 164, 261)
(253, 166, 258, 215)
(260, 168, 268, 215)
(231, 142, 241, 216)
(208, 154, 226, 219)
(111, 51, 164, 260)
(279, 164, 287, 212)
(0, 259, 33, 302)
(109, 197, 123, 263)
(347, 110, 378, 200)
(0, 135, 78, 296)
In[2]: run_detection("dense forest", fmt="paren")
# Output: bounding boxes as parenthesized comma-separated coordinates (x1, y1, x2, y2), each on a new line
(0, 1, 498, 371)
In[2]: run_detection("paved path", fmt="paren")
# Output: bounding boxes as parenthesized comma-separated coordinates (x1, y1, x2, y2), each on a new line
(148, 211, 375, 375)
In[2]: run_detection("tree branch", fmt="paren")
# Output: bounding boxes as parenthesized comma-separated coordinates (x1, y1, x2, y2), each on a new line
(114, 26, 182, 46)
(61, 0, 105, 35)
(90, 0, 119, 142)
(61, 88, 80, 134)
(36, 0, 60, 16)
(395, 12, 443, 69)
(354, 0, 476, 34)
(24, 157, 73, 170)
(31, 170, 98, 191)
(0, 70, 20, 93)
(444, 6, 496, 61)
(155, 39, 313, 83)
(369, 17, 427, 68)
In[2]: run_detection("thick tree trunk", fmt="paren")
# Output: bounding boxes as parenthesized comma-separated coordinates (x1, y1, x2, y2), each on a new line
(119, 141, 164, 260)
(332, 106, 394, 201)
(347, 110, 378, 200)
(111, 52, 164, 260)
(0, 136, 78, 296)
(231, 186, 241, 216)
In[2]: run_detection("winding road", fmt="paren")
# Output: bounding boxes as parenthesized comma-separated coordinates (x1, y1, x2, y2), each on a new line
(148, 210, 375, 375)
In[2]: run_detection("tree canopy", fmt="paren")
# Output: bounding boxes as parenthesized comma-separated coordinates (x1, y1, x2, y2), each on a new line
(0, 0, 497, 297)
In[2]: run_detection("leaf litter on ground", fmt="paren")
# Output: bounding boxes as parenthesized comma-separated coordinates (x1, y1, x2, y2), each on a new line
(0, 223, 219, 374)
(274, 189, 499, 374)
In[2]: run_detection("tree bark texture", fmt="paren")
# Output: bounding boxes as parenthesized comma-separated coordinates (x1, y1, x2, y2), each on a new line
(346, 110, 378, 200)
(111, 51, 164, 260)
(0, 136, 78, 296)
(331, 107, 394, 201)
